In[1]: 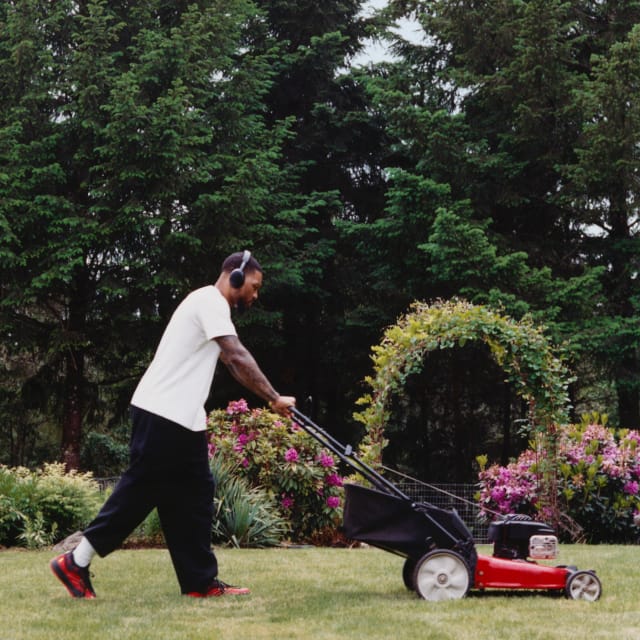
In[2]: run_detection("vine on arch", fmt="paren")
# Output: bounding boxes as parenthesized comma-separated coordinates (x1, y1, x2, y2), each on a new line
(354, 299, 572, 525)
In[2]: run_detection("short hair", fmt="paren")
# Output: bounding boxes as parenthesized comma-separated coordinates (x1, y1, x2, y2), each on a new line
(221, 251, 263, 275)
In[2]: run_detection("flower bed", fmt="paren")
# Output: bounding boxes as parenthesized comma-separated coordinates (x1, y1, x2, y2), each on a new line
(208, 400, 344, 541)
(478, 418, 640, 542)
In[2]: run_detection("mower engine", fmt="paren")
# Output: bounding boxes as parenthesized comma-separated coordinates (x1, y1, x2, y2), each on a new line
(488, 515, 558, 560)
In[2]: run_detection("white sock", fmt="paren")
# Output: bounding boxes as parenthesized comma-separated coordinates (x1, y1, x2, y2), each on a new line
(73, 536, 96, 568)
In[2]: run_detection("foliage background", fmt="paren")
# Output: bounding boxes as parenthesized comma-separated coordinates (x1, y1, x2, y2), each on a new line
(0, 463, 101, 548)
(2, 0, 640, 517)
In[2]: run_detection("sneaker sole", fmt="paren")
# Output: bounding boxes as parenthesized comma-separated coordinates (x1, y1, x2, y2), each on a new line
(50, 558, 96, 599)
(186, 588, 250, 597)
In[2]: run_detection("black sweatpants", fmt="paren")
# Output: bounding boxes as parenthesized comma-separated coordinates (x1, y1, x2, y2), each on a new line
(83, 406, 217, 593)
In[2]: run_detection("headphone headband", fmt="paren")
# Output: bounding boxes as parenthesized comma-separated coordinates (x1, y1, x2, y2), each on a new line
(239, 250, 251, 271)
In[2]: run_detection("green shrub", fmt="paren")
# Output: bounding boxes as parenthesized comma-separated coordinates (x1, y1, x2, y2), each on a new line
(0, 463, 101, 548)
(210, 454, 287, 548)
(0, 492, 25, 546)
(18, 511, 58, 549)
(80, 431, 129, 477)
(208, 400, 343, 541)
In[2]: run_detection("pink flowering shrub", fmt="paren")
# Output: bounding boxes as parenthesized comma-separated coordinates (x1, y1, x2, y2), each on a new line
(207, 400, 343, 541)
(478, 419, 640, 542)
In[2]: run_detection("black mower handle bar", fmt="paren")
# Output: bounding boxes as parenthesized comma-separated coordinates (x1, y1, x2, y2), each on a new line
(289, 407, 410, 501)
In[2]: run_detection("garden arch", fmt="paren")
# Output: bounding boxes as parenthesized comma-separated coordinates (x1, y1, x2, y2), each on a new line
(354, 299, 572, 518)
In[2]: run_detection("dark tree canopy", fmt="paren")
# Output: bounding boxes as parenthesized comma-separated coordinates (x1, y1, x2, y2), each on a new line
(2, 0, 640, 482)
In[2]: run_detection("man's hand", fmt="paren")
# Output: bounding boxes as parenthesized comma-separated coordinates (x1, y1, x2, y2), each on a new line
(269, 395, 296, 418)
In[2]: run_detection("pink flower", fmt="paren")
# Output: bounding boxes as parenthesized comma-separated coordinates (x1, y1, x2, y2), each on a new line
(233, 434, 248, 453)
(326, 473, 343, 487)
(241, 458, 249, 468)
(623, 480, 639, 495)
(318, 452, 334, 468)
(284, 448, 299, 463)
(226, 399, 249, 415)
(326, 496, 340, 509)
(281, 495, 294, 510)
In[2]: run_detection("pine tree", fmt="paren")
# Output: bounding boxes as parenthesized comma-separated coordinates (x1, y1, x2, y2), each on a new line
(0, 0, 296, 466)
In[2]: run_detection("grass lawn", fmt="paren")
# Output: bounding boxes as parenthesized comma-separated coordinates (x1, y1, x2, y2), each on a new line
(1, 544, 639, 640)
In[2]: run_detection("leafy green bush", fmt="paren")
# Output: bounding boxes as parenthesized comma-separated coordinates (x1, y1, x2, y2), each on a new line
(210, 454, 287, 548)
(207, 400, 343, 541)
(478, 416, 640, 543)
(80, 431, 129, 477)
(0, 463, 101, 548)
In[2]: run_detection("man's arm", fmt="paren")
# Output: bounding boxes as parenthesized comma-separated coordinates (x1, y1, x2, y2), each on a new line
(216, 335, 295, 416)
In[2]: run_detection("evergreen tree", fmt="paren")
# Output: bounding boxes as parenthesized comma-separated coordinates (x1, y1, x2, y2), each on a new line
(244, 0, 391, 431)
(561, 24, 640, 427)
(379, 0, 640, 426)
(0, 0, 298, 467)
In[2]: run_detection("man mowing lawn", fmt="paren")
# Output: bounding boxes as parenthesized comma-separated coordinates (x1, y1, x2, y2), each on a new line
(50, 251, 296, 599)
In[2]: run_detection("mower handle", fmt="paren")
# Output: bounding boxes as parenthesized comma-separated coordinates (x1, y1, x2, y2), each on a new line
(288, 406, 410, 501)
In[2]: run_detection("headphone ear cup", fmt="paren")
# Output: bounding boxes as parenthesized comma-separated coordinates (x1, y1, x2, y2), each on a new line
(229, 268, 245, 288)
(229, 249, 251, 288)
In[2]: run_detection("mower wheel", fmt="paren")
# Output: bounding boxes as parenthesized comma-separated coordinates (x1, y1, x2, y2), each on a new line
(565, 570, 602, 601)
(402, 557, 417, 590)
(413, 549, 471, 601)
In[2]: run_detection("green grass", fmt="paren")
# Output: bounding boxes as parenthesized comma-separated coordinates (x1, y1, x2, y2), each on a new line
(1, 545, 639, 640)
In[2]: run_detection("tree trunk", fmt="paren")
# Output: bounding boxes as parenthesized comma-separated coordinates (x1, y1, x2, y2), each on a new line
(609, 193, 640, 429)
(61, 273, 89, 471)
(616, 357, 640, 429)
(62, 347, 85, 470)
(501, 382, 512, 466)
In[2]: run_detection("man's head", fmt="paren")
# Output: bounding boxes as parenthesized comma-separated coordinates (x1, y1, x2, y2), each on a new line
(218, 251, 263, 312)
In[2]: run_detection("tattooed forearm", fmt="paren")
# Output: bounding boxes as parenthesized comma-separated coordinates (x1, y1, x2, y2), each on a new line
(217, 335, 279, 403)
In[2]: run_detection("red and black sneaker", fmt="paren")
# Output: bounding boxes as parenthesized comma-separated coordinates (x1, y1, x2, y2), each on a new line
(186, 579, 250, 598)
(50, 551, 97, 599)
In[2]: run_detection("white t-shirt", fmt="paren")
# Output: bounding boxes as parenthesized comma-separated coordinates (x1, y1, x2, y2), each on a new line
(131, 285, 237, 431)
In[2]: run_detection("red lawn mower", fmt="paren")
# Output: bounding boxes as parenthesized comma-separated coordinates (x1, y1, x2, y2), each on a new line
(292, 408, 602, 602)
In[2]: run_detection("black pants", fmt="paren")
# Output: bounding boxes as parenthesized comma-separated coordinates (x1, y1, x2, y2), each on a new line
(84, 406, 217, 593)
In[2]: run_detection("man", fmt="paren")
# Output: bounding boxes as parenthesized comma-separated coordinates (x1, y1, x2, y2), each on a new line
(50, 251, 296, 599)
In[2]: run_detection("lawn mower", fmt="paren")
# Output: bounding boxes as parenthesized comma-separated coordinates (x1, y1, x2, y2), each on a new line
(291, 407, 602, 602)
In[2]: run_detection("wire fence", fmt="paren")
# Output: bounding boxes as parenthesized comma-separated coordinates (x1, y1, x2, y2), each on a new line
(382, 470, 490, 544)
(95, 477, 119, 492)
(96, 474, 491, 544)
